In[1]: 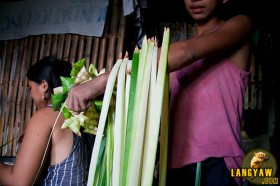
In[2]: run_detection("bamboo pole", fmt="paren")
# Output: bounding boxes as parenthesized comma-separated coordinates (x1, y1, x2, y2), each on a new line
(77, 35, 85, 61)
(39, 35, 46, 59)
(57, 34, 65, 60)
(63, 34, 72, 62)
(21, 37, 33, 140)
(31, 36, 40, 114)
(69, 35, 78, 64)
(0, 41, 8, 155)
(0, 42, 6, 88)
(7, 40, 20, 156)
(91, 37, 100, 67)
(85, 36, 92, 68)
(106, 0, 119, 71)
(1, 40, 13, 156)
(51, 34, 58, 57)
(24, 37, 35, 127)
(98, 23, 108, 72)
(13, 39, 25, 156)
(117, 5, 125, 61)
(45, 35, 52, 56)
(19, 38, 28, 140)
(32, 36, 40, 65)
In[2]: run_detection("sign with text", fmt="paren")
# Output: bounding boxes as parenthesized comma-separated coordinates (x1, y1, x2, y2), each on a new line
(0, 0, 109, 40)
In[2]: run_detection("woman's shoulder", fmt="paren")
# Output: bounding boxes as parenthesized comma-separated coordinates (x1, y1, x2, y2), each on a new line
(29, 107, 60, 128)
(32, 107, 57, 118)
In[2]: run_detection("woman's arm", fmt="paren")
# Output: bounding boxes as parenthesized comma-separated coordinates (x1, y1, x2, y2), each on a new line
(167, 15, 252, 72)
(0, 108, 53, 186)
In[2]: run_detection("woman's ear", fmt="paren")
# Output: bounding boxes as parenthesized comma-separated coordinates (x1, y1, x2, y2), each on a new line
(39, 80, 49, 93)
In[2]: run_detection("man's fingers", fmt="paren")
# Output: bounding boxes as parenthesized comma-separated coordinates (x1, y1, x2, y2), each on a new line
(73, 111, 80, 115)
(65, 97, 90, 113)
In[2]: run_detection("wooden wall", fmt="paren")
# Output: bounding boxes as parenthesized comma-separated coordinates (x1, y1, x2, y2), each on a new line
(0, 0, 125, 157)
(0, 1, 264, 157)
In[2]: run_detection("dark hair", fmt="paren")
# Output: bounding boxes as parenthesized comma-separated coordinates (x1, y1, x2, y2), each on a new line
(220, 0, 253, 20)
(26, 56, 72, 93)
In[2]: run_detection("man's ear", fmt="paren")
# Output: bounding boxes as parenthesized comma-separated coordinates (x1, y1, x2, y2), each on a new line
(39, 80, 49, 93)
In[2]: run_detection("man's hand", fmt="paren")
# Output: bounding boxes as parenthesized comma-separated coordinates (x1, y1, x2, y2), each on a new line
(66, 72, 109, 113)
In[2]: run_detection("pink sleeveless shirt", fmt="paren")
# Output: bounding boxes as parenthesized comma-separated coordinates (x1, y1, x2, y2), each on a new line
(169, 57, 250, 181)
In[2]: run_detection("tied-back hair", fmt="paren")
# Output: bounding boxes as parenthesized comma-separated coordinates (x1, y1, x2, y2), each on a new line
(26, 56, 72, 93)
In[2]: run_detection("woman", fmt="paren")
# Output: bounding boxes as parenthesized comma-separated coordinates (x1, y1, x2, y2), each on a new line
(0, 56, 94, 185)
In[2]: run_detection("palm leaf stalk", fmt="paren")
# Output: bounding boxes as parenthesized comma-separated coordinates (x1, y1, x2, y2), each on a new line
(87, 28, 170, 186)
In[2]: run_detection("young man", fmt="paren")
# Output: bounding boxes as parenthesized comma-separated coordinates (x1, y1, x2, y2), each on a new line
(66, 0, 252, 185)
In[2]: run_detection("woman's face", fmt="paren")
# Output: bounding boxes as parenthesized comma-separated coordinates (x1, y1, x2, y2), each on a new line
(184, 0, 221, 22)
(27, 80, 48, 109)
